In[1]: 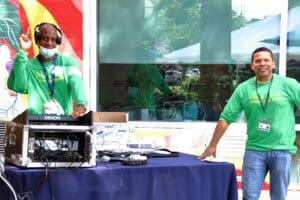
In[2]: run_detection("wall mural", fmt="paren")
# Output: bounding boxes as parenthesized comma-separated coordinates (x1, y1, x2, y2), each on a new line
(0, 0, 83, 120)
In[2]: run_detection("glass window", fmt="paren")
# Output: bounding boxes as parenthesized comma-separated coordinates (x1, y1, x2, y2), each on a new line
(286, 0, 300, 123)
(286, 1, 300, 81)
(97, 0, 282, 121)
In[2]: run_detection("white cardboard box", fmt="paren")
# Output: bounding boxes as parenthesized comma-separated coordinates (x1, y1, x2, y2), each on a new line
(93, 112, 128, 151)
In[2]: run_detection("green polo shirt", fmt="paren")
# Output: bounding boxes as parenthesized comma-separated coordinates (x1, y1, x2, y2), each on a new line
(220, 74, 300, 153)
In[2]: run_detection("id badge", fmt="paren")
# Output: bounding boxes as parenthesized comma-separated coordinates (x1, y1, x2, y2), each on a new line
(44, 98, 63, 115)
(257, 120, 271, 133)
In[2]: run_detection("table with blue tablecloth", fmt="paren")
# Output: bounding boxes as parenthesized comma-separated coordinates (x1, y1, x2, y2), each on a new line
(1, 153, 238, 200)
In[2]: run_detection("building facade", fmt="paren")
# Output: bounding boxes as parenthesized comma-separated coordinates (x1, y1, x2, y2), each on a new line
(1, 0, 300, 191)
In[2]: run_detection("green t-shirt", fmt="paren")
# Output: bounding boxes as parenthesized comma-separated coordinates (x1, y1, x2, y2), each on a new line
(7, 50, 87, 115)
(220, 74, 300, 153)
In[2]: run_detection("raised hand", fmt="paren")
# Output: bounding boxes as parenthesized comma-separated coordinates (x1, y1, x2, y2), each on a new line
(19, 28, 32, 52)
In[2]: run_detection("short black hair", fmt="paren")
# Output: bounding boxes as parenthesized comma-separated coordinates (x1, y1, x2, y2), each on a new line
(251, 47, 273, 62)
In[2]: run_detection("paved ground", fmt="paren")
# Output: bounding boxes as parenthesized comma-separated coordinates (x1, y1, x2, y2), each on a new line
(238, 190, 300, 200)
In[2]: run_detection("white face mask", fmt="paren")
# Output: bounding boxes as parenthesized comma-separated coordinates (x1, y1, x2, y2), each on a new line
(39, 46, 57, 59)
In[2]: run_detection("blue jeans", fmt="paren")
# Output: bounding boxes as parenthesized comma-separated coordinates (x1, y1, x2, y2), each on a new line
(242, 150, 292, 200)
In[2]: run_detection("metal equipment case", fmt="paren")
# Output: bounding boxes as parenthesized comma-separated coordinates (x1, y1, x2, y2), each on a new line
(5, 111, 96, 168)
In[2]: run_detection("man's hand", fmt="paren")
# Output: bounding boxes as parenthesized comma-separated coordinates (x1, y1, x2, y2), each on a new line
(19, 28, 32, 52)
(71, 105, 87, 118)
(199, 145, 217, 160)
(296, 134, 300, 149)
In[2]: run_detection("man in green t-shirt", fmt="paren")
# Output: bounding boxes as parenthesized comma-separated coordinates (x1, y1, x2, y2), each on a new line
(7, 22, 87, 118)
(200, 47, 300, 200)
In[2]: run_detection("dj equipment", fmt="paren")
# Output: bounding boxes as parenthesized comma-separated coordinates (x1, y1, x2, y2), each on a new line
(34, 22, 63, 44)
(5, 111, 96, 168)
(0, 121, 5, 155)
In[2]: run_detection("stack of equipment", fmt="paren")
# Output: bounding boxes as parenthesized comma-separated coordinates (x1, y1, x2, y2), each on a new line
(5, 111, 96, 168)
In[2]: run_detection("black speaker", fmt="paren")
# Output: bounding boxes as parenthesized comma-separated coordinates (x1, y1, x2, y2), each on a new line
(34, 22, 63, 45)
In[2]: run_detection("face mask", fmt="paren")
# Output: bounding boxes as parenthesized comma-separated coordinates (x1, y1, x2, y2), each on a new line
(39, 46, 57, 59)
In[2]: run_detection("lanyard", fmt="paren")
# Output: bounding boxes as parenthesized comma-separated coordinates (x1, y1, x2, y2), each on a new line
(38, 55, 57, 97)
(255, 76, 273, 113)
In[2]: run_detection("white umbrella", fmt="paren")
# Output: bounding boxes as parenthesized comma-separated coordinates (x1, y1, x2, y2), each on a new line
(160, 6, 300, 64)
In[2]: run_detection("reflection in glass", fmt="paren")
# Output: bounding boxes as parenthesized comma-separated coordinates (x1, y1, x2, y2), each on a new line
(97, 0, 284, 121)
(286, 3, 300, 123)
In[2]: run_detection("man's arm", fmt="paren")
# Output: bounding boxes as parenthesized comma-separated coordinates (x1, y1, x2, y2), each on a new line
(65, 57, 88, 118)
(7, 50, 29, 93)
(7, 29, 32, 93)
(199, 120, 229, 159)
(296, 134, 300, 149)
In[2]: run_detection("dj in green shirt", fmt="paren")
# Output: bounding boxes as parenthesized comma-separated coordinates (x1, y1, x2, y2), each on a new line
(7, 22, 87, 118)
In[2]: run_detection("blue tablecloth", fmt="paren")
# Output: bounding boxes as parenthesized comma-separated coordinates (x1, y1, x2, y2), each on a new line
(1, 153, 238, 200)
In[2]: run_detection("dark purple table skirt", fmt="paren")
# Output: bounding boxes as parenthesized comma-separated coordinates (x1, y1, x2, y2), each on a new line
(1, 153, 238, 200)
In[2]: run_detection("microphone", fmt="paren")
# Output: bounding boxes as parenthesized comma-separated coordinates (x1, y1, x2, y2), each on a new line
(97, 154, 148, 164)
(98, 155, 127, 163)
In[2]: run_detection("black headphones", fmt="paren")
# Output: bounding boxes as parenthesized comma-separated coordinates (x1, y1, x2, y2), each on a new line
(34, 22, 63, 45)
